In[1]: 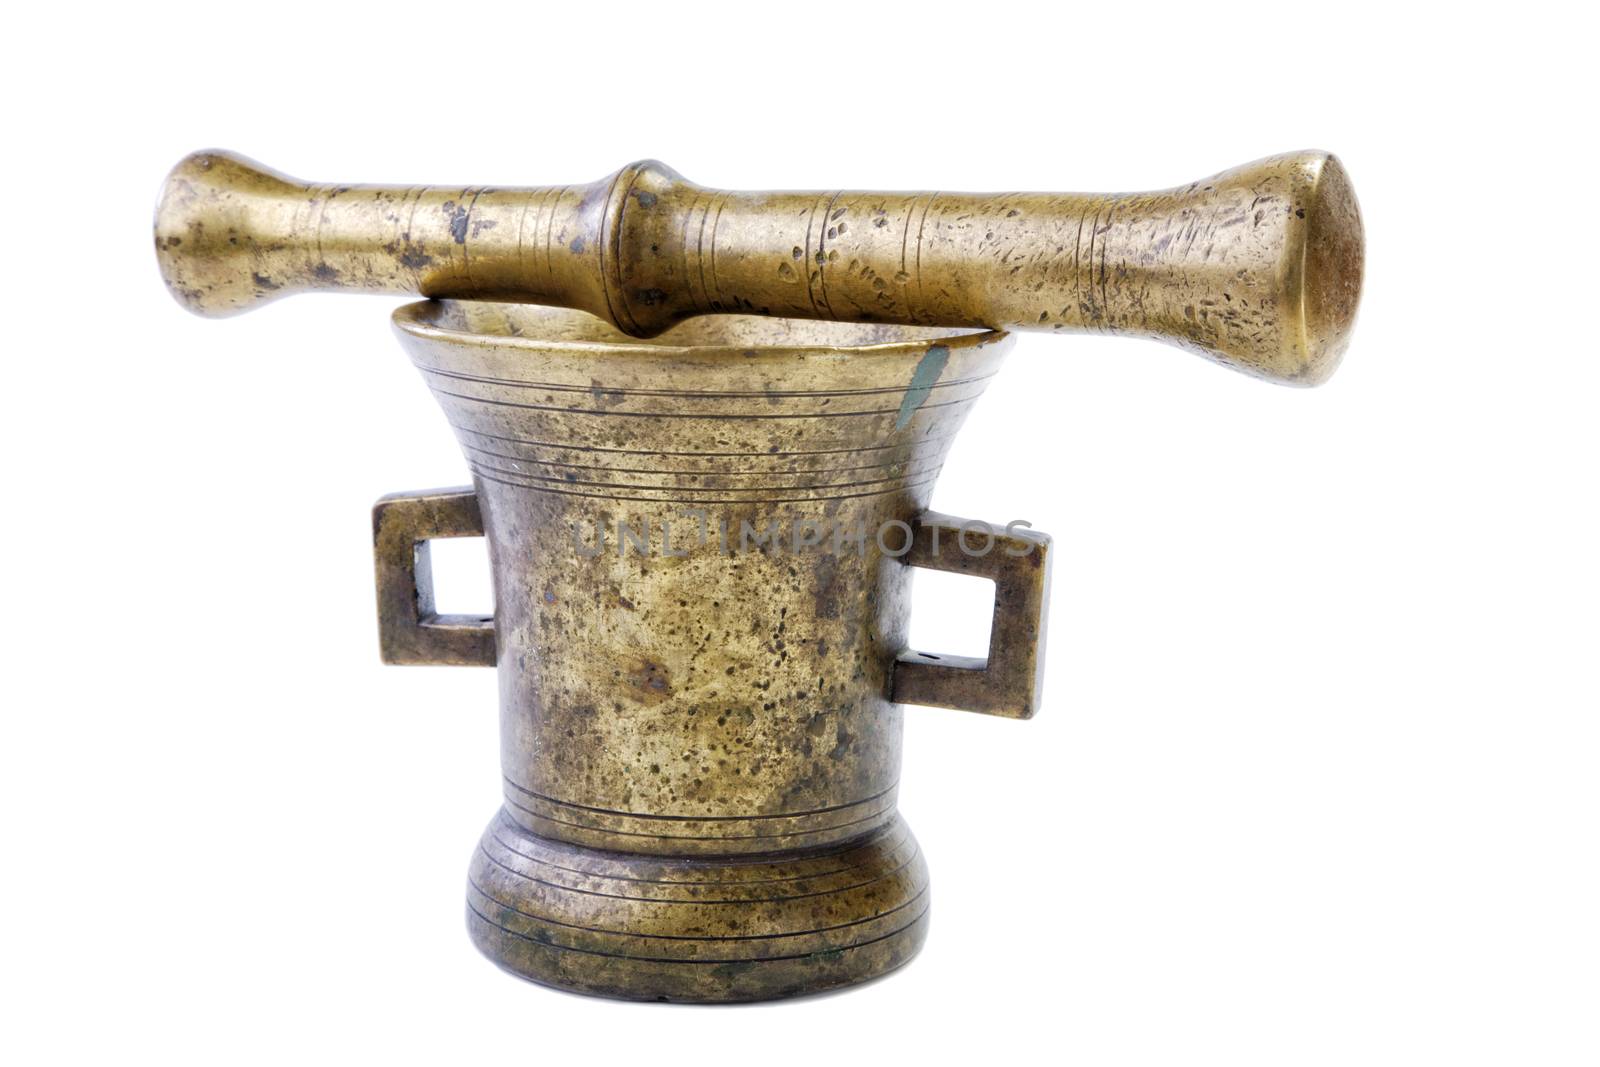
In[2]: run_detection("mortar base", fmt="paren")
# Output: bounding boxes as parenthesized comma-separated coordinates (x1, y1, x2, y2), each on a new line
(466, 808, 930, 1002)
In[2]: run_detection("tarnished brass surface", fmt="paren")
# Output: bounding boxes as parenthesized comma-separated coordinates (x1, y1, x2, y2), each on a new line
(156, 151, 1363, 385)
(379, 302, 1049, 1000)
(153, 147, 1364, 1002)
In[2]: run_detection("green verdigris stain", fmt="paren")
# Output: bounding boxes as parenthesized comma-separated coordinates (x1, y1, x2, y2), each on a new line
(894, 344, 950, 430)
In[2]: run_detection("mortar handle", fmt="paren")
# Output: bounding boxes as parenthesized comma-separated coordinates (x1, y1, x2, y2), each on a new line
(891, 513, 1052, 719)
(372, 488, 496, 667)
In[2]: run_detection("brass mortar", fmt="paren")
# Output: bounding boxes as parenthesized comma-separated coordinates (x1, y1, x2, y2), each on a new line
(376, 302, 1047, 1000)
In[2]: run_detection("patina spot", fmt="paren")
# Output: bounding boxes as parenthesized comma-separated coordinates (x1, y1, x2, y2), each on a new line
(894, 344, 950, 430)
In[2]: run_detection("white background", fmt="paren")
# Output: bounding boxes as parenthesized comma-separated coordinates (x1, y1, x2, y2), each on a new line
(3, 3, 1595, 1063)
